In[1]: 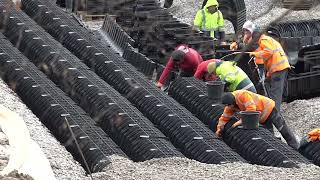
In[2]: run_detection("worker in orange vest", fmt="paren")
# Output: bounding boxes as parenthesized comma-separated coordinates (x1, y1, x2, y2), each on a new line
(230, 21, 290, 111)
(216, 90, 299, 149)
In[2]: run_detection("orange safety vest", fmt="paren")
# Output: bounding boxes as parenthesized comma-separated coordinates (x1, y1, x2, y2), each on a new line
(253, 34, 290, 77)
(308, 128, 320, 142)
(218, 90, 275, 128)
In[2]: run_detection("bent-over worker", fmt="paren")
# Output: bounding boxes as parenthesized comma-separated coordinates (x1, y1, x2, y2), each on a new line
(206, 60, 257, 93)
(156, 45, 203, 89)
(216, 90, 299, 149)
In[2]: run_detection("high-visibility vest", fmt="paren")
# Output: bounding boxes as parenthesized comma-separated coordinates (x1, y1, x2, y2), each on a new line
(218, 90, 275, 128)
(253, 35, 290, 77)
(308, 128, 320, 142)
(215, 61, 248, 91)
(193, 0, 224, 38)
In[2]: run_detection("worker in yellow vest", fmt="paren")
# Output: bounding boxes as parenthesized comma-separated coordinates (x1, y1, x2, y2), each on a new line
(193, 0, 225, 43)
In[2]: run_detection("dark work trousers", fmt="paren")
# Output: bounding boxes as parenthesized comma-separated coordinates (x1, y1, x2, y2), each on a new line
(263, 108, 299, 150)
(265, 69, 288, 111)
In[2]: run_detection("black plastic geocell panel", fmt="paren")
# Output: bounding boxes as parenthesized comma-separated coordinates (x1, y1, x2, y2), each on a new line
(2, 5, 183, 162)
(0, 37, 125, 173)
(223, 118, 310, 167)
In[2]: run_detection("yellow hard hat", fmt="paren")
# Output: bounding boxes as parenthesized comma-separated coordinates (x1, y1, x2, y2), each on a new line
(207, 62, 217, 74)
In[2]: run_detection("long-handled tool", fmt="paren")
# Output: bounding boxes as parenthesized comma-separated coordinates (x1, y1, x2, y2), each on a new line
(248, 57, 269, 96)
(255, 63, 269, 97)
(220, 51, 250, 61)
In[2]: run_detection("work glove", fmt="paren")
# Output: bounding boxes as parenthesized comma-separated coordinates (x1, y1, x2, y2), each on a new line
(156, 82, 163, 89)
(232, 119, 243, 128)
(230, 42, 238, 50)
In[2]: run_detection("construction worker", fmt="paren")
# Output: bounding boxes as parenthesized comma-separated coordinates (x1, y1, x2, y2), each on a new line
(156, 45, 203, 89)
(231, 21, 290, 111)
(216, 90, 299, 149)
(194, 59, 220, 81)
(299, 128, 320, 150)
(193, 0, 225, 43)
(206, 60, 257, 93)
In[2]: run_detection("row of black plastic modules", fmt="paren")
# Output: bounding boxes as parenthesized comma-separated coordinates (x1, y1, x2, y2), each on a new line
(0, 38, 124, 173)
(167, 77, 310, 167)
(278, 36, 320, 74)
(109, 0, 231, 58)
(168, 77, 224, 131)
(101, 14, 135, 50)
(268, 19, 320, 38)
(285, 70, 320, 102)
(1, 7, 183, 161)
(296, 43, 320, 72)
(223, 119, 310, 168)
(114, 8, 216, 63)
(127, 86, 245, 163)
(281, 0, 315, 10)
(22, 0, 247, 164)
(122, 46, 156, 79)
(299, 141, 320, 166)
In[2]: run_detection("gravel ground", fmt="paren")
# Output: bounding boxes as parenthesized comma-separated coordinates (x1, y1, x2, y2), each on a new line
(281, 97, 320, 139)
(93, 155, 320, 180)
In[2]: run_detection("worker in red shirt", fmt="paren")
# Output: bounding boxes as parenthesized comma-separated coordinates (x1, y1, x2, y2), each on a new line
(194, 59, 220, 81)
(156, 45, 203, 88)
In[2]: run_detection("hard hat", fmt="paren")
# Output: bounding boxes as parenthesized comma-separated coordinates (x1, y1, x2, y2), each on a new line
(171, 50, 185, 61)
(242, 21, 256, 34)
(207, 62, 217, 74)
(221, 92, 236, 105)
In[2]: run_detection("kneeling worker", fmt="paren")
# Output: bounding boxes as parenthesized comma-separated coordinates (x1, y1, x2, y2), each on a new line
(216, 90, 299, 149)
(206, 60, 257, 93)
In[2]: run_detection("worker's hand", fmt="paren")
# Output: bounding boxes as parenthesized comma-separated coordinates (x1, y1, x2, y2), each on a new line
(249, 52, 256, 57)
(215, 125, 224, 137)
(156, 82, 163, 89)
(232, 119, 243, 128)
(230, 42, 238, 50)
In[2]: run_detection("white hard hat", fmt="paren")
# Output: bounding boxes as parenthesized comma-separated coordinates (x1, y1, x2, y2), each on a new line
(242, 21, 256, 34)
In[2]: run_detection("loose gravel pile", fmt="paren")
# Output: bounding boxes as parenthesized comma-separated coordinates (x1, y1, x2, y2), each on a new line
(281, 97, 320, 139)
(93, 155, 320, 180)
(0, 0, 319, 179)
